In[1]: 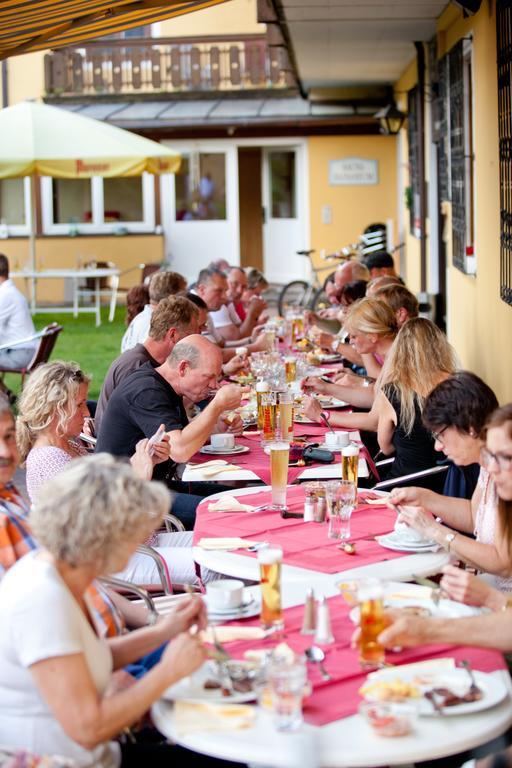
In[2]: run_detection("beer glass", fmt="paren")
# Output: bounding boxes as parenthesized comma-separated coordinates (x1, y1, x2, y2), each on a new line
(326, 480, 356, 539)
(256, 381, 270, 431)
(357, 578, 385, 669)
(258, 546, 283, 630)
(284, 356, 297, 383)
(291, 315, 305, 343)
(260, 391, 277, 443)
(269, 441, 289, 510)
(277, 391, 294, 442)
(341, 444, 359, 483)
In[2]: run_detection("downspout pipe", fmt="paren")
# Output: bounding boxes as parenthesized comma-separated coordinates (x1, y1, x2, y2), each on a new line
(415, 41, 427, 293)
(1, 60, 8, 107)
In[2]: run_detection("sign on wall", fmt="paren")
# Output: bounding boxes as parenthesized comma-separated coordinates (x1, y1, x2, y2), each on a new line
(328, 157, 379, 186)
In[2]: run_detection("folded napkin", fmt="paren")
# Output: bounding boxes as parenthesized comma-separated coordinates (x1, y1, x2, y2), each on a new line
(207, 496, 255, 513)
(196, 537, 258, 550)
(201, 625, 266, 644)
(173, 701, 255, 735)
(367, 657, 456, 680)
(200, 464, 241, 478)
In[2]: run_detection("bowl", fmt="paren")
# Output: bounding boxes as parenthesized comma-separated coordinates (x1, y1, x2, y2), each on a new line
(359, 701, 416, 737)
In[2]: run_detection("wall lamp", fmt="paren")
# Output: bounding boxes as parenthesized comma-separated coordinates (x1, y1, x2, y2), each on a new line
(374, 103, 406, 135)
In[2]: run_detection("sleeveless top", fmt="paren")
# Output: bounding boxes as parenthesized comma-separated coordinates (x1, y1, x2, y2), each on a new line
(474, 468, 512, 591)
(382, 383, 440, 479)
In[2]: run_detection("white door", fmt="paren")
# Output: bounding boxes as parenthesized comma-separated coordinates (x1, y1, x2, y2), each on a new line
(262, 147, 308, 284)
(161, 141, 239, 282)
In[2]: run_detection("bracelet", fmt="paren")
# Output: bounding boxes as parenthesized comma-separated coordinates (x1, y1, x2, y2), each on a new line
(501, 597, 512, 612)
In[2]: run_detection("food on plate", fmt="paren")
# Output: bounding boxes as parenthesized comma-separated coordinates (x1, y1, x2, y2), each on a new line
(359, 702, 415, 737)
(203, 678, 222, 690)
(398, 605, 432, 618)
(429, 685, 482, 707)
(359, 677, 421, 702)
(306, 351, 321, 366)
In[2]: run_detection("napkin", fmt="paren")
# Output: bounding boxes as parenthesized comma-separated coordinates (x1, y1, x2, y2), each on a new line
(201, 626, 266, 644)
(207, 496, 255, 513)
(200, 464, 242, 478)
(173, 701, 255, 735)
(196, 537, 258, 551)
(367, 657, 456, 680)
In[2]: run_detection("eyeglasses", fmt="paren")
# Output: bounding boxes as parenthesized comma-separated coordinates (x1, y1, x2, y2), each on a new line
(480, 447, 512, 471)
(431, 426, 448, 445)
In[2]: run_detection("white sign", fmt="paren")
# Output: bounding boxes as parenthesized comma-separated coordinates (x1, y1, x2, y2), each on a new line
(329, 157, 379, 186)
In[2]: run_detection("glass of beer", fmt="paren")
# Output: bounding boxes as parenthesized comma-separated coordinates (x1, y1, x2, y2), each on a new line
(256, 380, 270, 431)
(258, 546, 283, 630)
(277, 391, 294, 442)
(269, 441, 289, 510)
(260, 391, 277, 443)
(284, 356, 297, 383)
(291, 315, 304, 343)
(357, 578, 385, 669)
(341, 443, 359, 483)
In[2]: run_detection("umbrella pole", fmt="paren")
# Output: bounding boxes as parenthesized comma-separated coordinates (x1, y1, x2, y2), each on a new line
(28, 174, 37, 312)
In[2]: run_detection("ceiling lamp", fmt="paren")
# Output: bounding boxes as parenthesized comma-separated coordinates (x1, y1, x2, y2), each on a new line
(374, 103, 406, 135)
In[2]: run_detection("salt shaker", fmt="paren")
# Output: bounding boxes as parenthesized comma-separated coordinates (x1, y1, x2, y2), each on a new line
(301, 588, 317, 635)
(314, 596, 334, 645)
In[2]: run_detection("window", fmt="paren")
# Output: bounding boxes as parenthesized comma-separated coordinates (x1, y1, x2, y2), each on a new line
(497, 2, 512, 306)
(0, 178, 30, 235)
(175, 152, 226, 221)
(41, 174, 154, 234)
(269, 151, 296, 219)
(449, 39, 475, 274)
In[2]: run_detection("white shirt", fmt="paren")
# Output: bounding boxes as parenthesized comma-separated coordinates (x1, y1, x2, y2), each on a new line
(0, 552, 120, 768)
(0, 279, 37, 350)
(209, 302, 242, 329)
(121, 304, 153, 353)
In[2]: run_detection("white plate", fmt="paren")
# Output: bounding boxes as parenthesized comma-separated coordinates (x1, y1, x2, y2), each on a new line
(363, 667, 508, 716)
(205, 594, 260, 620)
(200, 445, 250, 456)
(162, 660, 257, 704)
(294, 414, 319, 424)
(376, 532, 439, 552)
(315, 396, 348, 409)
(316, 354, 343, 363)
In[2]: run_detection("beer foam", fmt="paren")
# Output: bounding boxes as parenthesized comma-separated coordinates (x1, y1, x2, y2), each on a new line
(258, 546, 283, 564)
(269, 442, 290, 451)
(342, 444, 359, 457)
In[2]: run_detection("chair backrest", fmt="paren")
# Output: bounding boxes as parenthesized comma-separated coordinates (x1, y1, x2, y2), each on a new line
(26, 323, 63, 372)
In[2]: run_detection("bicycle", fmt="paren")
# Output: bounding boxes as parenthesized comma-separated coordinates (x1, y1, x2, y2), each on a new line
(277, 227, 388, 315)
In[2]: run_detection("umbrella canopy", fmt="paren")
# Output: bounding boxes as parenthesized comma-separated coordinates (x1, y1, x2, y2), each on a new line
(0, 0, 229, 60)
(0, 101, 181, 178)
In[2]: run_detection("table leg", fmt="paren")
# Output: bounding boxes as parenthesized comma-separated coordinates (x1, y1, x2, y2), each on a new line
(95, 278, 101, 326)
(29, 276, 36, 314)
(72, 277, 79, 318)
(109, 274, 119, 323)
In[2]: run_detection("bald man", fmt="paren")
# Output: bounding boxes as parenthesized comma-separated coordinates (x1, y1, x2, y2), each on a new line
(334, 260, 370, 290)
(96, 335, 246, 527)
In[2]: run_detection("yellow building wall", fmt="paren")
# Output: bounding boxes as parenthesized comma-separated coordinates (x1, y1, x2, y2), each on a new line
(158, 0, 264, 37)
(0, 235, 164, 302)
(307, 135, 398, 272)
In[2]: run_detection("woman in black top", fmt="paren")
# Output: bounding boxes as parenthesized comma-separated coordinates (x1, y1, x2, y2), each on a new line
(375, 318, 457, 488)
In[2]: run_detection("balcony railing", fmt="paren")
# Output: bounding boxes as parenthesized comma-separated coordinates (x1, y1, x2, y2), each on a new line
(44, 35, 295, 97)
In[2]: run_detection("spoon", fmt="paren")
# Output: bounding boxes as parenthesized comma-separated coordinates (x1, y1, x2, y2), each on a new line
(319, 412, 336, 435)
(305, 646, 332, 681)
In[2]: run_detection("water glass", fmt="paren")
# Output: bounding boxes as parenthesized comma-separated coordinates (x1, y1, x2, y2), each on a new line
(269, 655, 307, 731)
(326, 480, 357, 540)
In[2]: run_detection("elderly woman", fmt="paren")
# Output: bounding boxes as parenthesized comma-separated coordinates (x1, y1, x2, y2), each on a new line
(16, 361, 219, 589)
(0, 455, 239, 768)
(389, 372, 512, 590)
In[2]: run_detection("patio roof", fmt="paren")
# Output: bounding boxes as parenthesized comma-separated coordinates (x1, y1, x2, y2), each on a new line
(0, 0, 229, 60)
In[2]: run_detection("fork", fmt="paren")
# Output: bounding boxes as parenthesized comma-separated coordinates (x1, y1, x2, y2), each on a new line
(425, 689, 445, 716)
(459, 660, 481, 696)
(247, 541, 269, 552)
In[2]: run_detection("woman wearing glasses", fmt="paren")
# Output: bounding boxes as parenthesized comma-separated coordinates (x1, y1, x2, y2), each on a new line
(388, 372, 512, 592)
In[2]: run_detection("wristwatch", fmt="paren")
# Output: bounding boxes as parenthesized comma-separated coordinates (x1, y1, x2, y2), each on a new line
(445, 532, 457, 552)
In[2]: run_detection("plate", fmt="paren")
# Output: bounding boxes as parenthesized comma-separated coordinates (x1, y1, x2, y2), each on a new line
(316, 354, 343, 363)
(362, 667, 508, 717)
(205, 593, 260, 619)
(376, 532, 439, 552)
(294, 413, 319, 424)
(162, 660, 257, 704)
(315, 396, 348, 408)
(200, 445, 250, 456)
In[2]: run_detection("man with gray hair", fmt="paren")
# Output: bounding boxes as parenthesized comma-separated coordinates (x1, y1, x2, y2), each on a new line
(96, 335, 247, 527)
(209, 266, 266, 341)
(121, 269, 187, 353)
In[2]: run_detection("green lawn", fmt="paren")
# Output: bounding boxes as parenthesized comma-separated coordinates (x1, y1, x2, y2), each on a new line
(4, 308, 126, 401)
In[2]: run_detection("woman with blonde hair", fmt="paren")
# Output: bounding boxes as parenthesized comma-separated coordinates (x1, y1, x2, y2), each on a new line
(16, 361, 221, 589)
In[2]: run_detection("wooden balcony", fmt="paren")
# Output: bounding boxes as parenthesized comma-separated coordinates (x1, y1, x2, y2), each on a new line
(44, 35, 296, 98)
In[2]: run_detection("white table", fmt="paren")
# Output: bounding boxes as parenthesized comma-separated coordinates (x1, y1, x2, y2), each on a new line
(192, 486, 450, 585)
(12, 268, 120, 326)
(182, 431, 369, 483)
(153, 676, 512, 767)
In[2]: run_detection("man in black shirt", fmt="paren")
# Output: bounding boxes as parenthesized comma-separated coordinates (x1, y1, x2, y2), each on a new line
(96, 334, 246, 528)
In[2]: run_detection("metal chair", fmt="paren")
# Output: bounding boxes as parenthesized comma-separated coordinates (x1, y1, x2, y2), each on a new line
(0, 322, 63, 387)
(372, 463, 449, 492)
(73, 260, 119, 323)
(105, 261, 162, 320)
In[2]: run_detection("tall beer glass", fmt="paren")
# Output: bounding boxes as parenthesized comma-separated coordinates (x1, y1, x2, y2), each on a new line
(284, 356, 297, 383)
(277, 391, 294, 442)
(357, 579, 385, 668)
(341, 444, 359, 483)
(269, 441, 289, 510)
(256, 381, 270, 431)
(260, 391, 277, 443)
(259, 546, 283, 630)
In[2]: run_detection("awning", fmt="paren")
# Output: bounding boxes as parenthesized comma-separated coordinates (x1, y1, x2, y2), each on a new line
(0, 0, 229, 60)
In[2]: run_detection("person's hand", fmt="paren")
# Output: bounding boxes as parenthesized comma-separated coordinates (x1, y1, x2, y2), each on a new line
(301, 376, 327, 394)
(377, 613, 433, 649)
(156, 595, 207, 642)
(303, 310, 318, 327)
(247, 296, 266, 318)
(249, 330, 269, 352)
(333, 371, 364, 387)
(394, 505, 439, 540)
(388, 486, 434, 509)
(302, 395, 322, 423)
(129, 432, 170, 480)
(440, 565, 499, 609)
(212, 383, 249, 412)
(315, 331, 336, 350)
(222, 354, 246, 376)
(217, 412, 244, 435)
(160, 631, 207, 682)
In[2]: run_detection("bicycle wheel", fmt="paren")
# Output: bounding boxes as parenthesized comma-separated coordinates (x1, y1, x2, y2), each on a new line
(311, 272, 337, 311)
(278, 280, 310, 315)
